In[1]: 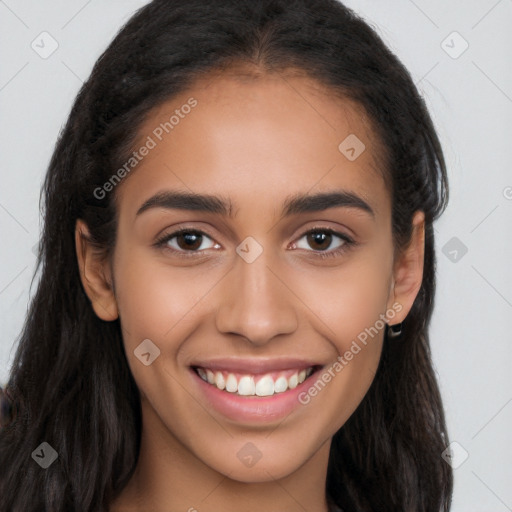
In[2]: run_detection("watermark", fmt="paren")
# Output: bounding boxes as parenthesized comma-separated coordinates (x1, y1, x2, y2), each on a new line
(441, 441, 469, 469)
(440, 31, 469, 60)
(442, 236, 468, 263)
(134, 338, 161, 366)
(236, 441, 262, 468)
(93, 97, 198, 200)
(338, 133, 366, 161)
(236, 236, 263, 263)
(298, 301, 402, 405)
(31, 441, 58, 469)
(31, 31, 59, 59)
(503, 186, 512, 200)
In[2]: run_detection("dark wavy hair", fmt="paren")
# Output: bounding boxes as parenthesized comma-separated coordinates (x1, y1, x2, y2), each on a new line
(0, 0, 452, 510)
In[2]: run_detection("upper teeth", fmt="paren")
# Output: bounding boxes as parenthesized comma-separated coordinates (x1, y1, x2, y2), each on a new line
(196, 367, 314, 396)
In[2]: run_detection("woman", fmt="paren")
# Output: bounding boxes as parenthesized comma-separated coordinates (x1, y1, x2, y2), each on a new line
(0, 0, 453, 510)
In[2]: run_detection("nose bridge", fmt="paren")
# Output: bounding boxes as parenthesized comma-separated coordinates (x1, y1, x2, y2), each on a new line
(215, 240, 298, 344)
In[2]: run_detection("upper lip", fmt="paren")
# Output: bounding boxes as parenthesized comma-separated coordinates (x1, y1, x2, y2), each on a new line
(190, 357, 323, 375)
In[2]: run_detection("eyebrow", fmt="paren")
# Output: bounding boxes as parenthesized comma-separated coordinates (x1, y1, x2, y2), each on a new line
(135, 190, 375, 219)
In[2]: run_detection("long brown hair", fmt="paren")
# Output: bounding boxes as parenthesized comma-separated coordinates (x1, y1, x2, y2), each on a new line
(0, 1, 452, 510)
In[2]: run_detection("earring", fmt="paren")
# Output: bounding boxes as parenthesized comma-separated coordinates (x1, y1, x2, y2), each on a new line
(387, 322, 402, 339)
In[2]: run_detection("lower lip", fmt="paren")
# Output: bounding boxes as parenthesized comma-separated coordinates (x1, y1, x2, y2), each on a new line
(189, 367, 322, 424)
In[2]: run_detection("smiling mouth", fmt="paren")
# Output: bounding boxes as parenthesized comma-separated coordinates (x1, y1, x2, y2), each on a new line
(191, 365, 321, 397)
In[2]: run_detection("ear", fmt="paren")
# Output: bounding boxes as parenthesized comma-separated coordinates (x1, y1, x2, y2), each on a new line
(75, 219, 118, 321)
(386, 210, 425, 322)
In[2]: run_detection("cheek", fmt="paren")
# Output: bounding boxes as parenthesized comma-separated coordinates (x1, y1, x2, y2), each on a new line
(111, 245, 212, 348)
(293, 251, 392, 427)
(290, 250, 393, 350)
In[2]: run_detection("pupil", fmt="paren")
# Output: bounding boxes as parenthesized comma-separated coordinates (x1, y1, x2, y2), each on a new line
(178, 232, 201, 250)
(308, 231, 331, 250)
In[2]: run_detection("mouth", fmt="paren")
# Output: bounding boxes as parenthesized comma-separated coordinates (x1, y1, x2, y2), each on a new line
(187, 357, 327, 423)
(191, 364, 321, 397)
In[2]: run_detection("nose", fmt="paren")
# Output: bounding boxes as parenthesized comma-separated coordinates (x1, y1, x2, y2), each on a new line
(214, 249, 299, 346)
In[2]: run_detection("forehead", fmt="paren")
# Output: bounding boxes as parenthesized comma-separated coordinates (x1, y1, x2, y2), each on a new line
(115, 70, 390, 222)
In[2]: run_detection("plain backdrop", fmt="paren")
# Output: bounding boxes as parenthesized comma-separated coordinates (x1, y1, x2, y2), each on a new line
(0, 1, 511, 510)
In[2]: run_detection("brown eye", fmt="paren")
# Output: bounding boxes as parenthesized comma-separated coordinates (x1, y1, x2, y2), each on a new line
(295, 229, 349, 253)
(156, 229, 219, 253)
(175, 231, 203, 251)
(306, 231, 333, 251)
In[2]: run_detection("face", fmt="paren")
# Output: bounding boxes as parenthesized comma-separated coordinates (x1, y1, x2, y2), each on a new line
(77, 69, 424, 486)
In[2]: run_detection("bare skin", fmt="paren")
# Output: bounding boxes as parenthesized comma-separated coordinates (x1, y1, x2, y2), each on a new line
(76, 67, 425, 512)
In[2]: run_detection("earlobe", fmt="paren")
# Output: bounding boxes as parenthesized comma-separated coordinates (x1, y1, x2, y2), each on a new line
(386, 210, 425, 324)
(75, 219, 119, 321)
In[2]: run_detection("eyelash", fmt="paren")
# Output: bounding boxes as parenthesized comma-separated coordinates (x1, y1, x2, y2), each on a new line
(154, 226, 355, 260)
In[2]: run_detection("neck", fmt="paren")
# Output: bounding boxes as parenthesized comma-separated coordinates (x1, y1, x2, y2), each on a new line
(110, 398, 332, 512)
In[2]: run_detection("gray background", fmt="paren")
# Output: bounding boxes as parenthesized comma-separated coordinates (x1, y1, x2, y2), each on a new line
(1, 1, 511, 510)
